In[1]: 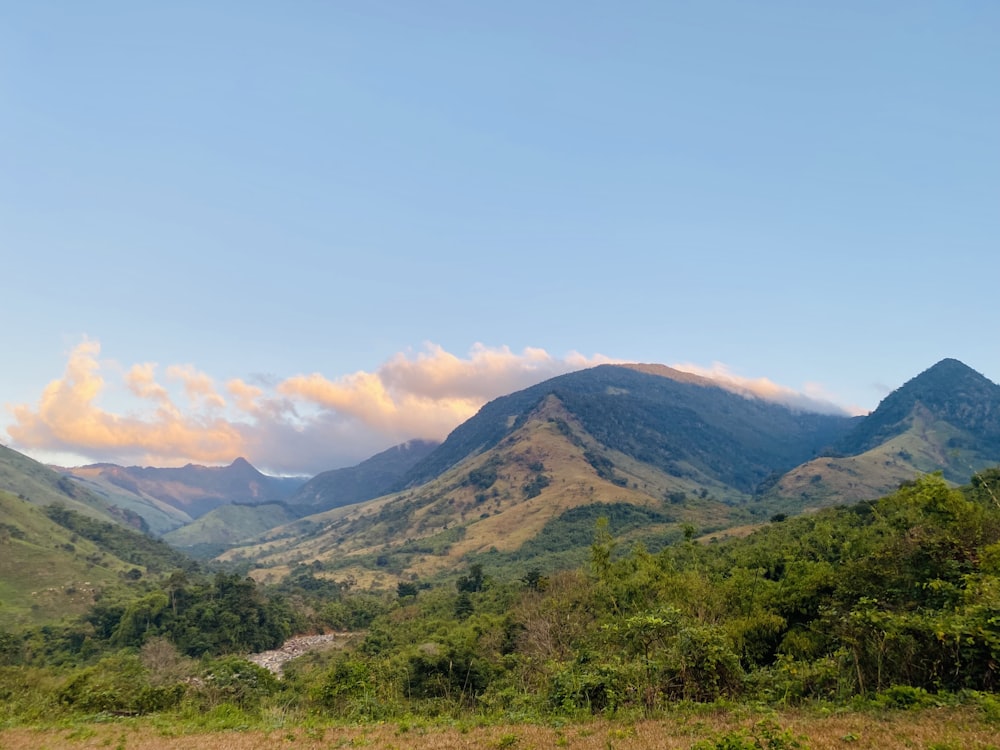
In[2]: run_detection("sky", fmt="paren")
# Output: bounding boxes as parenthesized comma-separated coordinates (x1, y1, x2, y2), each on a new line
(2, 2, 998, 476)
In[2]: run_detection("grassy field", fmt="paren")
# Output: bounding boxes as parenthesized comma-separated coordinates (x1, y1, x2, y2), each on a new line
(1, 708, 997, 750)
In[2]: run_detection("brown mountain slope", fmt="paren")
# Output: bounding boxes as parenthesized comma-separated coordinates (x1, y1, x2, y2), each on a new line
(220, 395, 740, 588)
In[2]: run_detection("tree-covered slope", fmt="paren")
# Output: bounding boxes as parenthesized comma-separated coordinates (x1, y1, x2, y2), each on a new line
(288, 439, 439, 513)
(767, 359, 1000, 508)
(836, 358, 1000, 456)
(400, 364, 854, 495)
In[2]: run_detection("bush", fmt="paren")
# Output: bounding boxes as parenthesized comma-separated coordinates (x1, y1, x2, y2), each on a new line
(873, 684, 937, 710)
(199, 656, 278, 710)
(692, 719, 809, 749)
(57, 653, 185, 715)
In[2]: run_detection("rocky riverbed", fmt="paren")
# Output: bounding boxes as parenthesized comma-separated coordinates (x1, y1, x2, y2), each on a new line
(247, 632, 354, 675)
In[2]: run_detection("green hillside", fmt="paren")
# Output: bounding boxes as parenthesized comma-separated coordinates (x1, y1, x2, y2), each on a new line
(0, 490, 136, 629)
(0, 444, 135, 526)
(163, 501, 297, 557)
(765, 359, 1000, 510)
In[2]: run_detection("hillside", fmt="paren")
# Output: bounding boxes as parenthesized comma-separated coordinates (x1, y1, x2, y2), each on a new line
(399, 364, 854, 494)
(767, 359, 1000, 508)
(214, 360, 1000, 588)
(0, 489, 193, 630)
(219, 392, 745, 587)
(288, 439, 439, 513)
(0, 444, 147, 529)
(58, 467, 193, 535)
(63, 457, 305, 522)
(162, 501, 297, 558)
(0, 489, 122, 629)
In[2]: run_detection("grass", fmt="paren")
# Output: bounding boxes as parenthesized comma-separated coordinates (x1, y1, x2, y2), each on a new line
(0, 491, 128, 629)
(1, 708, 998, 750)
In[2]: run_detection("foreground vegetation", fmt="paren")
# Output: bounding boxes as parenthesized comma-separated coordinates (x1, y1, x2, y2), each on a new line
(3, 471, 1000, 748)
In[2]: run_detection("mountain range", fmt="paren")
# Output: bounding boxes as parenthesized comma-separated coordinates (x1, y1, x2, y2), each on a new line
(3, 357, 1000, 598)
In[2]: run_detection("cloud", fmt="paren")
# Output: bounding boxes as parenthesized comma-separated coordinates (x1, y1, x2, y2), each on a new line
(277, 343, 614, 444)
(166, 365, 227, 410)
(5, 339, 856, 476)
(669, 361, 853, 415)
(5, 339, 613, 474)
(7, 340, 244, 465)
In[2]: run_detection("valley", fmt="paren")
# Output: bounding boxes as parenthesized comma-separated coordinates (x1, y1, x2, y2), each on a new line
(2, 358, 1000, 745)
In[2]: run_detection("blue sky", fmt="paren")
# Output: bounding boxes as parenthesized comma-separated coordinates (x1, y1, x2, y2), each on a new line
(3, 2, 998, 474)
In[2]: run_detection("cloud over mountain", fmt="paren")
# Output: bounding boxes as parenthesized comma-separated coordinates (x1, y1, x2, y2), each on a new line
(6, 340, 853, 475)
(6, 340, 614, 474)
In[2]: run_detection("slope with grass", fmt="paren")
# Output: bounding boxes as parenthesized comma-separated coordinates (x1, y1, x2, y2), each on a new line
(162, 502, 297, 558)
(766, 359, 1000, 509)
(0, 444, 140, 527)
(219, 394, 741, 587)
(0, 490, 141, 629)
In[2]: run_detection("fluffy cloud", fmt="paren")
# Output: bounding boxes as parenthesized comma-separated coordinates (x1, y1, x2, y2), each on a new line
(5, 340, 614, 474)
(277, 344, 612, 443)
(5, 339, 853, 476)
(7, 340, 244, 465)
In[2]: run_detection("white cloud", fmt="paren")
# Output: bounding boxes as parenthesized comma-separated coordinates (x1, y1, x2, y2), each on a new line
(670, 361, 853, 415)
(6, 339, 613, 474)
(5, 339, 856, 476)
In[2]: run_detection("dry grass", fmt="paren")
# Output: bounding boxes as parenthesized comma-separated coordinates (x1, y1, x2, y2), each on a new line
(2, 708, 996, 750)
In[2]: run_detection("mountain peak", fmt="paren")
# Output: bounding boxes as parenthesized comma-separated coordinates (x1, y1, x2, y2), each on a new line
(920, 357, 980, 378)
(836, 359, 1000, 456)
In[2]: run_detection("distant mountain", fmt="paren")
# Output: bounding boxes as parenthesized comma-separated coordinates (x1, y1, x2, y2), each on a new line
(768, 359, 1000, 507)
(63, 457, 305, 522)
(219, 364, 858, 587)
(289, 439, 440, 513)
(163, 501, 298, 558)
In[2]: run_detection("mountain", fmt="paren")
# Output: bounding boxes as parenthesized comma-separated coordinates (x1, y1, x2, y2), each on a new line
(0, 446, 197, 629)
(768, 359, 1000, 507)
(156, 440, 440, 556)
(218, 364, 857, 586)
(0, 443, 149, 529)
(10, 358, 997, 598)
(288, 439, 440, 513)
(399, 364, 854, 494)
(162, 501, 298, 558)
(62, 457, 306, 522)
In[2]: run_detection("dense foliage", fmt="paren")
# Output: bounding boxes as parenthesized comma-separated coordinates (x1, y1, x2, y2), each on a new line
(43, 505, 196, 574)
(3, 471, 1000, 726)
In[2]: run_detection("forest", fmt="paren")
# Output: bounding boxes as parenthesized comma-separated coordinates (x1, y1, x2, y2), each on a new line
(3, 471, 1000, 746)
